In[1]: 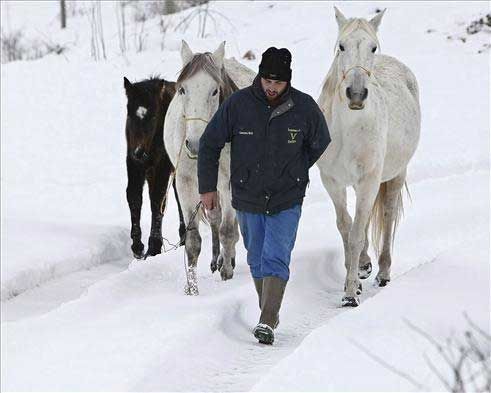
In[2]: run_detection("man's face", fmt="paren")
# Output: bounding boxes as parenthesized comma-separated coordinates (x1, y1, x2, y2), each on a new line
(260, 78, 288, 102)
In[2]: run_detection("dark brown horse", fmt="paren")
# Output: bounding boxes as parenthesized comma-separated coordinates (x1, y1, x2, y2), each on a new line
(124, 76, 185, 259)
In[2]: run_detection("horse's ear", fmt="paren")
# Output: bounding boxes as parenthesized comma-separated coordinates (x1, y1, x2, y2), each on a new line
(334, 6, 348, 30)
(181, 40, 194, 66)
(212, 41, 225, 69)
(124, 77, 132, 91)
(159, 80, 166, 100)
(369, 8, 386, 32)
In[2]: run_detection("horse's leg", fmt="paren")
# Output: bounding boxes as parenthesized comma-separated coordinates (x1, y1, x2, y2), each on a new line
(207, 202, 222, 273)
(217, 196, 240, 281)
(172, 176, 186, 244)
(126, 156, 145, 259)
(146, 159, 172, 257)
(344, 176, 381, 306)
(375, 170, 406, 286)
(320, 173, 352, 271)
(177, 176, 202, 295)
(358, 222, 372, 279)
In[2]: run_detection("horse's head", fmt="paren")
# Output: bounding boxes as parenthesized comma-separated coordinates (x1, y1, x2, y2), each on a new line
(124, 77, 165, 164)
(177, 40, 227, 159)
(334, 7, 385, 110)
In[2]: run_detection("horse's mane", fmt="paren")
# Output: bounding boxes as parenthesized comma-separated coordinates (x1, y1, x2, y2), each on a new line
(133, 74, 163, 89)
(176, 53, 238, 102)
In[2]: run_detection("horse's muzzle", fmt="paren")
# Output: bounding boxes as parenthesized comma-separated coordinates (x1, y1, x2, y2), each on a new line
(347, 87, 368, 110)
(132, 146, 150, 163)
(348, 102, 365, 110)
(185, 140, 198, 160)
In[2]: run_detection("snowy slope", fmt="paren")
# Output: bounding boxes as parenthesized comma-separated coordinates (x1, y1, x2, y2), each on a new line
(1, 1, 490, 391)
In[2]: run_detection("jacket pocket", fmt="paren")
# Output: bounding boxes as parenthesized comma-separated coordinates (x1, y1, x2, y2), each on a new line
(289, 162, 309, 189)
(231, 165, 250, 187)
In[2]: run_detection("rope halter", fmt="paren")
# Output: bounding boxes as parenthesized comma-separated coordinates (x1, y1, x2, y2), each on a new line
(337, 65, 373, 101)
(182, 115, 209, 124)
(342, 65, 372, 80)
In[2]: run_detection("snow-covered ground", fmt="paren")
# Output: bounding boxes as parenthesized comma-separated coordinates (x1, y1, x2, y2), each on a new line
(1, 1, 489, 391)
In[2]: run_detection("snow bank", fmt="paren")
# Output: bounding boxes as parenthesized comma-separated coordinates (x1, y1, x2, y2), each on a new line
(1, 221, 130, 301)
(254, 237, 490, 392)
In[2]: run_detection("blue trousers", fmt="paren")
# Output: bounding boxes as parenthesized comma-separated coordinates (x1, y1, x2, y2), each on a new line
(236, 204, 302, 282)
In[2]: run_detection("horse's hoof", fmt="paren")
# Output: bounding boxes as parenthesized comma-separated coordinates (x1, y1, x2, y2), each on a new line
(210, 259, 218, 273)
(184, 274, 199, 296)
(217, 255, 234, 280)
(253, 324, 274, 345)
(131, 241, 144, 259)
(358, 262, 372, 280)
(341, 296, 360, 307)
(184, 282, 199, 296)
(376, 277, 390, 287)
(147, 237, 162, 256)
(220, 265, 234, 281)
(133, 251, 145, 260)
(145, 249, 161, 258)
(184, 266, 199, 295)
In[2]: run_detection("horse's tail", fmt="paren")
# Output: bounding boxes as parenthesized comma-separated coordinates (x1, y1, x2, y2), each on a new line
(370, 181, 409, 257)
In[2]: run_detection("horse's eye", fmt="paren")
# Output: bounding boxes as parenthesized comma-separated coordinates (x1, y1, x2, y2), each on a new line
(212, 89, 218, 97)
(339, 44, 345, 52)
(372, 46, 377, 53)
(178, 87, 185, 95)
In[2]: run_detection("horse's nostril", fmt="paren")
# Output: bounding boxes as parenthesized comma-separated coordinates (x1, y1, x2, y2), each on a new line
(346, 87, 352, 100)
(362, 88, 368, 100)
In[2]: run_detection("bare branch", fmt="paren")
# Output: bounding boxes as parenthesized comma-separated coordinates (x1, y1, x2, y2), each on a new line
(463, 312, 491, 341)
(350, 339, 427, 390)
(423, 353, 454, 392)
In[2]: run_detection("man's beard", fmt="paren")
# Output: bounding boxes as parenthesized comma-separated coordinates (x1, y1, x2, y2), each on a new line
(265, 89, 280, 103)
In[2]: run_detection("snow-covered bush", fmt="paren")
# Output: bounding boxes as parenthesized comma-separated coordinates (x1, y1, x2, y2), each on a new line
(1, 28, 66, 63)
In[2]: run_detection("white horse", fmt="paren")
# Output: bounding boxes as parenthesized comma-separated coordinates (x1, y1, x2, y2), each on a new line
(316, 8, 421, 306)
(164, 40, 255, 295)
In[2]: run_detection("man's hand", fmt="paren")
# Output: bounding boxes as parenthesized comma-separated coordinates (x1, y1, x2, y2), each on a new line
(200, 191, 218, 211)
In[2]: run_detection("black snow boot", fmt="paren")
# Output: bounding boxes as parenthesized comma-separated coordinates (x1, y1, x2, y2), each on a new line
(253, 276, 287, 345)
(253, 278, 263, 309)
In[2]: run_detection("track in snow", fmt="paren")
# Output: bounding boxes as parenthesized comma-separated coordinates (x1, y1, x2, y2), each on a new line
(2, 169, 486, 391)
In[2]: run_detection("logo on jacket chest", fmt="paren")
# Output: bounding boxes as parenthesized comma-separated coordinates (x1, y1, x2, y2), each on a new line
(287, 128, 301, 144)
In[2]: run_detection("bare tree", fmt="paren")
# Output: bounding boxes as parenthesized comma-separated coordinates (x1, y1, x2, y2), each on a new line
(115, 2, 127, 55)
(405, 316, 491, 393)
(60, 0, 66, 29)
(352, 315, 491, 392)
(174, 2, 234, 38)
(87, 1, 106, 61)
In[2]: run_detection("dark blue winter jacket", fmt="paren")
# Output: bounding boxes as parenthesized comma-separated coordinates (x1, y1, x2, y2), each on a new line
(198, 76, 331, 215)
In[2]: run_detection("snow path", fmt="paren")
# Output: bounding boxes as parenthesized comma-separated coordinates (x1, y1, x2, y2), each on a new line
(254, 234, 489, 392)
(2, 168, 487, 391)
(1, 258, 129, 322)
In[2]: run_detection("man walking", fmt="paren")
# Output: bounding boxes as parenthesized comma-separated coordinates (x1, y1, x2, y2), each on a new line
(198, 47, 330, 344)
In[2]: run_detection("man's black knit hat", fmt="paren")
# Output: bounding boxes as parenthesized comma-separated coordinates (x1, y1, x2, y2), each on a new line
(258, 47, 292, 82)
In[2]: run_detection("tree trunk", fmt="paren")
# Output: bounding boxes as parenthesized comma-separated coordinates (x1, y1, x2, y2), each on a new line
(60, 0, 66, 29)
